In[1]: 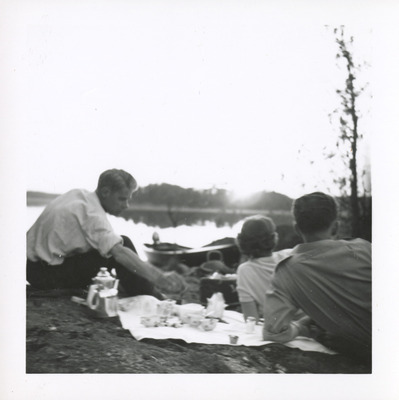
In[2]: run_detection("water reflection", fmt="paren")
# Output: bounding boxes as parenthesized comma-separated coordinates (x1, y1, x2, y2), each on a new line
(122, 209, 294, 228)
(121, 209, 301, 251)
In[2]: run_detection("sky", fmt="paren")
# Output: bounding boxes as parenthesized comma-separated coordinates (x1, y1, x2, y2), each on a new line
(2, 0, 377, 200)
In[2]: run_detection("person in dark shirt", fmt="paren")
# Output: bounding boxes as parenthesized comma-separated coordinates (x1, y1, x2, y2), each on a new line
(262, 192, 371, 362)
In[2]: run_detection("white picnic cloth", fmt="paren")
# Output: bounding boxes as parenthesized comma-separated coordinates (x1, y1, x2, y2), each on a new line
(117, 296, 336, 354)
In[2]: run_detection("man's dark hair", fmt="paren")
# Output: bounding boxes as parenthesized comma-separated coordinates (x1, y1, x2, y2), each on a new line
(293, 192, 338, 234)
(97, 169, 138, 193)
(237, 215, 277, 258)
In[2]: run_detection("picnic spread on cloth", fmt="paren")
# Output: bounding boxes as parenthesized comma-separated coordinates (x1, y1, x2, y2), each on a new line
(117, 295, 336, 354)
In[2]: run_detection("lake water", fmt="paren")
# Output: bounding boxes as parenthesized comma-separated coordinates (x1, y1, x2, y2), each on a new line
(27, 206, 242, 261)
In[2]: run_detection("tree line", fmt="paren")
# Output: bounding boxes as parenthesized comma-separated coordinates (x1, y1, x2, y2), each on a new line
(130, 183, 294, 211)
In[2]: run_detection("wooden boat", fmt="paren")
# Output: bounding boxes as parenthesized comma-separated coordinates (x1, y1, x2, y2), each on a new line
(143, 238, 240, 268)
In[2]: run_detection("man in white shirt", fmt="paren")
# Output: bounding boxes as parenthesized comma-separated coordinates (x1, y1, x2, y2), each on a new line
(27, 169, 186, 297)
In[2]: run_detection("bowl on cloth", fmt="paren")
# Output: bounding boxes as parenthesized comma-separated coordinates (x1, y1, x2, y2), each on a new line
(186, 314, 203, 327)
(199, 317, 217, 331)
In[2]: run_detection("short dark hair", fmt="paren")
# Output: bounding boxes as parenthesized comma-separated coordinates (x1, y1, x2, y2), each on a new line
(97, 169, 138, 193)
(293, 192, 338, 234)
(237, 215, 277, 258)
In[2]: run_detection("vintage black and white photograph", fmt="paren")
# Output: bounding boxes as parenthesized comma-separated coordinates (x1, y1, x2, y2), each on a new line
(1, 0, 399, 399)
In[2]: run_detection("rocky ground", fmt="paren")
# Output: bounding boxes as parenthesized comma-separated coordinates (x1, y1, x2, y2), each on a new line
(26, 271, 371, 374)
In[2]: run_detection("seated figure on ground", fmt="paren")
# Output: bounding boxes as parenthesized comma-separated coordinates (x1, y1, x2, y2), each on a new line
(236, 215, 292, 322)
(27, 169, 186, 298)
(262, 192, 371, 362)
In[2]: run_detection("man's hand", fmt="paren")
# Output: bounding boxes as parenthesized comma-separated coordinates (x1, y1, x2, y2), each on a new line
(292, 316, 326, 339)
(155, 271, 187, 294)
(291, 315, 312, 337)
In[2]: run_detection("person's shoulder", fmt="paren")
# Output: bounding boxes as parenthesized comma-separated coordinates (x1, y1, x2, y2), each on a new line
(59, 189, 99, 215)
(65, 189, 99, 204)
(272, 248, 292, 262)
(58, 188, 88, 200)
(274, 253, 294, 272)
(352, 237, 371, 245)
(339, 237, 370, 243)
(237, 259, 253, 273)
(339, 237, 371, 249)
(68, 188, 91, 197)
(237, 259, 265, 279)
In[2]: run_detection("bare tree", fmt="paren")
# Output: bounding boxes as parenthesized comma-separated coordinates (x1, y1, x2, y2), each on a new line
(329, 26, 371, 239)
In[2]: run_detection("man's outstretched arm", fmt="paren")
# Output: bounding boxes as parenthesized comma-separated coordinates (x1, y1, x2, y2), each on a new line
(110, 243, 186, 293)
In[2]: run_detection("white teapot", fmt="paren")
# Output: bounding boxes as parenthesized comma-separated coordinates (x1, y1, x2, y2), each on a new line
(92, 267, 115, 289)
(86, 268, 119, 317)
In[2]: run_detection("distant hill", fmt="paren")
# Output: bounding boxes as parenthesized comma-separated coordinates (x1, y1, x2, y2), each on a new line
(231, 191, 293, 211)
(131, 183, 294, 211)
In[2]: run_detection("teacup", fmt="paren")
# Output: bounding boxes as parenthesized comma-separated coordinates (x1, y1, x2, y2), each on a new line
(199, 318, 217, 331)
(229, 335, 239, 344)
(187, 313, 203, 327)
